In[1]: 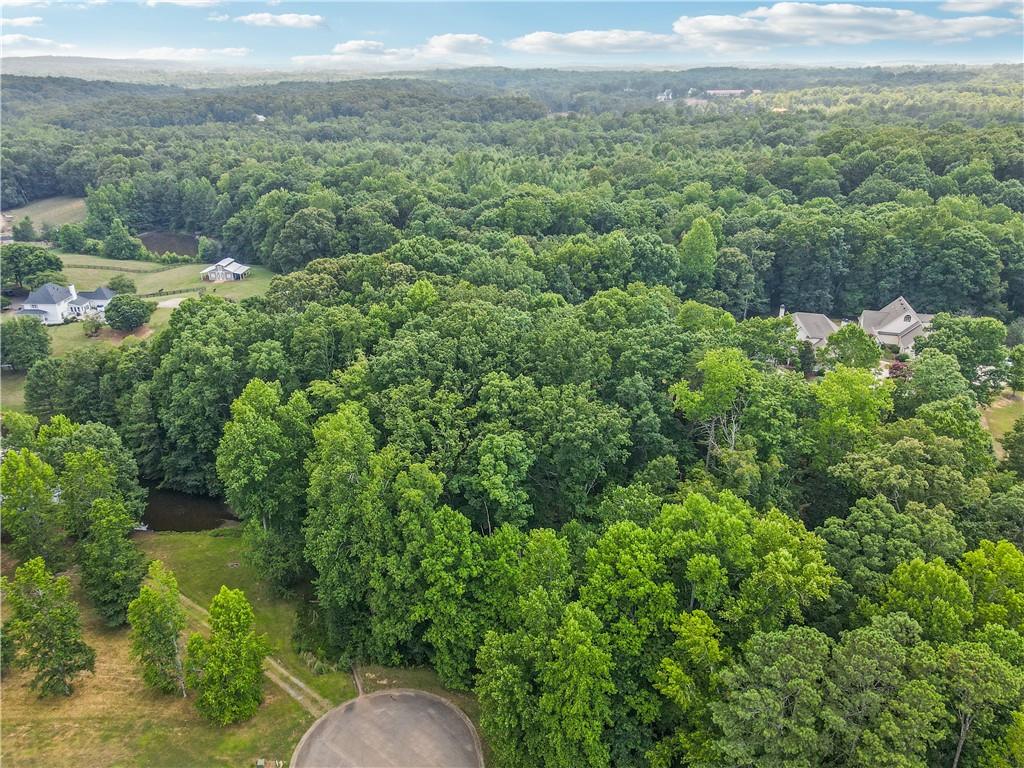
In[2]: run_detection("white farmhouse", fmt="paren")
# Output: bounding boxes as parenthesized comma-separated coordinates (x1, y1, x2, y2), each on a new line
(15, 283, 117, 325)
(201, 257, 250, 282)
(859, 296, 933, 354)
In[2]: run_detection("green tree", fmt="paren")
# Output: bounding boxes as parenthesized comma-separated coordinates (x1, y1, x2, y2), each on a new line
(0, 243, 62, 289)
(79, 498, 147, 627)
(1, 557, 95, 697)
(1008, 345, 1024, 396)
(1001, 414, 1024, 477)
(960, 540, 1024, 632)
(268, 206, 338, 273)
(1, 315, 51, 371)
(127, 560, 187, 696)
(55, 223, 87, 252)
(713, 626, 839, 767)
(185, 586, 270, 725)
(106, 274, 136, 294)
(58, 447, 118, 539)
(0, 448, 64, 564)
(915, 313, 1008, 403)
(941, 641, 1024, 768)
(818, 323, 881, 370)
(894, 348, 974, 416)
(216, 380, 312, 588)
(104, 294, 155, 331)
(12, 216, 36, 242)
(870, 557, 974, 643)
(679, 217, 717, 291)
(1, 409, 38, 451)
(102, 217, 145, 261)
(811, 364, 893, 467)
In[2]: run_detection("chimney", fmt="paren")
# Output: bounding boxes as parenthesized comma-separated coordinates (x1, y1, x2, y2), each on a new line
(778, 304, 786, 318)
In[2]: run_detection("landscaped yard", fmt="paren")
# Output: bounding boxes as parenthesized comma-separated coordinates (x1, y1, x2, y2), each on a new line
(0, 550, 313, 768)
(4, 196, 86, 229)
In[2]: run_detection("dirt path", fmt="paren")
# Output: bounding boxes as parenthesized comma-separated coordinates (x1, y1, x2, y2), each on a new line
(177, 592, 332, 718)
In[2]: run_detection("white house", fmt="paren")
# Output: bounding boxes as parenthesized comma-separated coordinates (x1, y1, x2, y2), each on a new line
(780, 305, 840, 349)
(859, 296, 933, 354)
(15, 283, 117, 325)
(201, 257, 250, 282)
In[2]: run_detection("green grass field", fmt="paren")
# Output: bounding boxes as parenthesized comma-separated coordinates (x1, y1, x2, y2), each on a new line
(4, 196, 87, 229)
(136, 528, 357, 704)
(2, 371, 27, 412)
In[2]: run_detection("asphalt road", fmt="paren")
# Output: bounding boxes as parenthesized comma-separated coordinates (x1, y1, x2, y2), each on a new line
(290, 689, 484, 768)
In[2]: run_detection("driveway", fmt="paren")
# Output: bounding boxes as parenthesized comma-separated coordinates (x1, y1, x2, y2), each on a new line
(290, 689, 483, 768)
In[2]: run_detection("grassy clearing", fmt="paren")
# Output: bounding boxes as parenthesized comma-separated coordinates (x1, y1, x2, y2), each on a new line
(0, 554, 312, 768)
(982, 392, 1024, 456)
(5, 196, 86, 228)
(2, 371, 27, 412)
(57, 252, 275, 302)
(136, 528, 356, 704)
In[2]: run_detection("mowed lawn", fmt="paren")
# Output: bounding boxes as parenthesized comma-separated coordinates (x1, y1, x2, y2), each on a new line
(136, 527, 357, 704)
(0, 552, 312, 768)
(5, 196, 86, 228)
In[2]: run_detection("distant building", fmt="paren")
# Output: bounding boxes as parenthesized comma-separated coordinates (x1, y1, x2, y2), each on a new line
(656, 89, 673, 102)
(201, 257, 250, 282)
(15, 283, 115, 325)
(706, 89, 748, 97)
(781, 305, 840, 349)
(859, 296, 933, 354)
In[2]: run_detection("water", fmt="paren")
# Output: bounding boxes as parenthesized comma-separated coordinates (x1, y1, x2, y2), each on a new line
(142, 489, 237, 532)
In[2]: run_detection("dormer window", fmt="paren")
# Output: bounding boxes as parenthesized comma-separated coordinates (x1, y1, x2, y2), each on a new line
(904, 314, 911, 322)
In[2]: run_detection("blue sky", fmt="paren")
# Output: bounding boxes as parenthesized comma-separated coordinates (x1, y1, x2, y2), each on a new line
(1, 1, 1021, 69)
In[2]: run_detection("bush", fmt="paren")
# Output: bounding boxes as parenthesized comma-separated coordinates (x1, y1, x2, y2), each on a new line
(106, 274, 136, 294)
(12, 216, 36, 242)
(104, 294, 155, 331)
(56, 224, 87, 253)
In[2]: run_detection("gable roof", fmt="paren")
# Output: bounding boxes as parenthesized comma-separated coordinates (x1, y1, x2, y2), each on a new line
(202, 257, 249, 274)
(24, 282, 72, 305)
(79, 287, 116, 301)
(791, 312, 838, 341)
(859, 296, 920, 335)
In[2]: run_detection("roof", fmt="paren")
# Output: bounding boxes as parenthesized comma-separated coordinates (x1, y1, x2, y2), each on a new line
(14, 308, 47, 317)
(791, 312, 838, 341)
(202, 257, 249, 274)
(79, 287, 116, 301)
(24, 282, 72, 305)
(859, 296, 924, 337)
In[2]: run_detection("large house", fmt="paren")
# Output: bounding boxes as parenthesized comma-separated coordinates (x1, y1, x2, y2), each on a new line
(790, 311, 840, 349)
(15, 283, 116, 325)
(859, 296, 933, 354)
(201, 257, 250, 282)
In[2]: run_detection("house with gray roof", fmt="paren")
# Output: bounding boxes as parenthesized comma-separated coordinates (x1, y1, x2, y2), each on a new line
(859, 296, 933, 354)
(15, 283, 116, 325)
(791, 311, 840, 349)
(200, 257, 250, 282)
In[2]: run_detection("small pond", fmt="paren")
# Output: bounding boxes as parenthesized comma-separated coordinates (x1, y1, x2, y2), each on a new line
(140, 231, 199, 257)
(142, 489, 237, 532)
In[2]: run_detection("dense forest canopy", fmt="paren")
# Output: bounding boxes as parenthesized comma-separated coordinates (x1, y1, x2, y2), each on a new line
(3, 65, 1024, 768)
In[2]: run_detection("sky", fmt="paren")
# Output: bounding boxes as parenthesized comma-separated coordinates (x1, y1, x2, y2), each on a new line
(1, 0, 1021, 70)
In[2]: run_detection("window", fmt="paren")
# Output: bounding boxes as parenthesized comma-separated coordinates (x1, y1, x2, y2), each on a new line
(903, 314, 911, 322)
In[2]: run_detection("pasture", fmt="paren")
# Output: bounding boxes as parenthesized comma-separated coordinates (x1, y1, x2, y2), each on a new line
(4, 196, 86, 228)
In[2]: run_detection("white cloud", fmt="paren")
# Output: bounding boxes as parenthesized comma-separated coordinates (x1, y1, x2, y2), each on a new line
(506, 29, 677, 54)
(671, 2, 1017, 52)
(1, 15, 42, 26)
(207, 12, 228, 22)
(0, 0, 48, 6)
(135, 46, 249, 60)
(295, 33, 492, 69)
(940, 0, 1021, 11)
(234, 12, 324, 28)
(1, 32, 72, 50)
